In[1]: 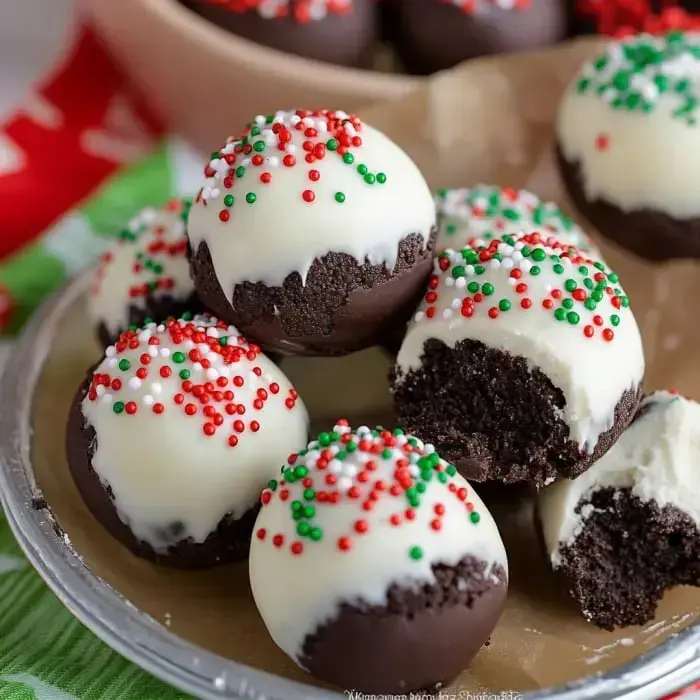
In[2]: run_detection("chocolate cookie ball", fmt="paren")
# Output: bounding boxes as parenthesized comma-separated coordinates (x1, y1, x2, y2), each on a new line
(557, 32, 700, 262)
(187, 109, 437, 357)
(394, 0, 569, 76)
(435, 184, 599, 254)
(391, 231, 644, 486)
(179, 0, 377, 67)
(538, 391, 700, 630)
(88, 198, 202, 348)
(66, 315, 309, 568)
(249, 421, 508, 694)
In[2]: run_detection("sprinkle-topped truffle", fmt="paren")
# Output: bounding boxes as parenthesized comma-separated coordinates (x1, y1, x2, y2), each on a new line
(187, 109, 436, 289)
(396, 231, 644, 451)
(80, 314, 309, 551)
(249, 420, 507, 662)
(188, 0, 353, 22)
(537, 389, 700, 630)
(557, 31, 700, 217)
(435, 185, 597, 254)
(540, 389, 700, 566)
(88, 199, 197, 341)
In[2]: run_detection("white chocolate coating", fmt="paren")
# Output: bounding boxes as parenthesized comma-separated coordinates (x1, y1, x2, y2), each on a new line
(81, 315, 309, 551)
(539, 391, 700, 566)
(435, 185, 598, 254)
(187, 110, 436, 291)
(557, 33, 700, 218)
(249, 422, 507, 663)
(395, 232, 644, 452)
(88, 199, 195, 337)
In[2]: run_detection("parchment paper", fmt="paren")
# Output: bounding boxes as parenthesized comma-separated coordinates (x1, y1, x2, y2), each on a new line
(31, 38, 700, 694)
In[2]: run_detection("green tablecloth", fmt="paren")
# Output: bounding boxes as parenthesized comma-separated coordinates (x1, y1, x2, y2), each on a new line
(0, 512, 190, 700)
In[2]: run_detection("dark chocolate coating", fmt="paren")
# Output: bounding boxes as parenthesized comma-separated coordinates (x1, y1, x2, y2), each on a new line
(96, 291, 204, 349)
(66, 375, 258, 569)
(189, 230, 436, 357)
(179, 0, 378, 68)
(390, 338, 642, 486)
(394, 0, 569, 76)
(299, 556, 508, 694)
(547, 487, 700, 630)
(557, 145, 700, 262)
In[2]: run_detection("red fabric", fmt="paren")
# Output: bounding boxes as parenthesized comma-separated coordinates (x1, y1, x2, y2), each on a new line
(0, 23, 163, 261)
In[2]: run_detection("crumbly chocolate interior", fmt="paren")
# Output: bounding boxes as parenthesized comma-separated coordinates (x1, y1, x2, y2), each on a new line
(556, 487, 700, 631)
(299, 555, 508, 694)
(557, 145, 700, 262)
(96, 291, 203, 348)
(66, 375, 258, 569)
(391, 338, 641, 486)
(190, 230, 436, 355)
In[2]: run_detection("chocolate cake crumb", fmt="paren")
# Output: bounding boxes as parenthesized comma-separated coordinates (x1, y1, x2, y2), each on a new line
(391, 338, 641, 486)
(557, 145, 700, 262)
(557, 487, 700, 630)
(66, 377, 258, 569)
(299, 556, 507, 694)
(31, 497, 47, 511)
(190, 230, 436, 356)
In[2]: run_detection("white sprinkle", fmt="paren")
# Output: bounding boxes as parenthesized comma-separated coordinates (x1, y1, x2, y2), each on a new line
(206, 368, 219, 381)
(455, 277, 466, 289)
(451, 298, 461, 310)
(148, 346, 159, 357)
(192, 362, 203, 373)
(101, 394, 113, 405)
(329, 459, 343, 474)
(337, 476, 353, 492)
(151, 383, 162, 395)
(107, 358, 118, 369)
(160, 348, 171, 358)
(445, 277, 455, 287)
(96, 385, 106, 397)
(142, 394, 154, 406)
(414, 311, 425, 323)
(128, 377, 142, 390)
(105, 346, 116, 357)
(442, 309, 453, 319)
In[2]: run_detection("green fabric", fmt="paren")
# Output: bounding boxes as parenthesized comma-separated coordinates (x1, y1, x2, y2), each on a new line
(0, 513, 191, 700)
(0, 139, 186, 337)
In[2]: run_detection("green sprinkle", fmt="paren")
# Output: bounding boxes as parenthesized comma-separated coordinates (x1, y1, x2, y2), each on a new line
(376, 172, 387, 184)
(335, 192, 346, 203)
(467, 281, 479, 293)
(252, 140, 265, 152)
(409, 546, 423, 561)
(310, 527, 323, 541)
(530, 265, 541, 276)
(531, 248, 546, 262)
(267, 479, 278, 491)
(297, 522, 311, 536)
(567, 311, 580, 325)
(245, 192, 256, 204)
(113, 401, 125, 414)
(172, 352, 186, 363)
(482, 282, 494, 296)
(364, 173, 376, 185)
(326, 138, 338, 151)
(224, 194, 234, 207)
(470, 511, 481, 524)
(499, 299, 511, 311)
(357, 164, 368, 175)
(343, 153, 355, 165)
(610, 314, 620, 326)
(179, 369, 191, 380)
(554, 308, 566, 322)
(118, 359, 130, 371)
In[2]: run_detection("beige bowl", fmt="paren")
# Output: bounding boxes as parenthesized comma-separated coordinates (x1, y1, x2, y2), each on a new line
(84, 0, 424, 151)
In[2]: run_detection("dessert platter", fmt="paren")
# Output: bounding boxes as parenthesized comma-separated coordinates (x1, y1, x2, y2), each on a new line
(3, 32, 700, 700)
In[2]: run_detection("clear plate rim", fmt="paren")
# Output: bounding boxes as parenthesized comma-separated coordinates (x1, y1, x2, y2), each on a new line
(1, 272, 699, 700)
